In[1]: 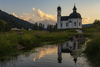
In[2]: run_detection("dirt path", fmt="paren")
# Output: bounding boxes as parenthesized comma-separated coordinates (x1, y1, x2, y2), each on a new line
(76, 30, 83, 33)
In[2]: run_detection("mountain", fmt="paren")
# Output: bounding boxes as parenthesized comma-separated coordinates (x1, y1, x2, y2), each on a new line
(0, 10, 33, 29)
(82, 24, 93, 28)
(82, 20, 100, 32)
(28, 19, 35, 24)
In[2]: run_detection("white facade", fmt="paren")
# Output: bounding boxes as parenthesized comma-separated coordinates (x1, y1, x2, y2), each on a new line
(57, 5, 82, 29)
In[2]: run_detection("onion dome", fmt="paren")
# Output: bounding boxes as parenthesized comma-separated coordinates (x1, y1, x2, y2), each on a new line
(69, 5, 82, 18)
(57, 6, 61, 10)
(69, 13, 82, 18)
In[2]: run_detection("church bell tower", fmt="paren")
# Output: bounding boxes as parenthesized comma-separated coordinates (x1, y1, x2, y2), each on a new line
(57, 6, 61, 29)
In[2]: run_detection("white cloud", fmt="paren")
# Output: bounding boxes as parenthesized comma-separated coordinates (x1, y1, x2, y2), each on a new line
(32, 8, 57, 21)
(82, 18, 90, 24)
(23, 13, 29, 16)
(12, 12, 34, 21)
(12, 8, 57, 25)
(12, 13, 18, 17)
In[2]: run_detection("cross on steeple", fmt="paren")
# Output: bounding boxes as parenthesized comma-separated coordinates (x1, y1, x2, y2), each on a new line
(73, 3, 77, 13)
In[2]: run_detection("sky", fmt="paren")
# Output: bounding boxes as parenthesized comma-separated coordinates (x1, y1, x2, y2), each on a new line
(0, 0, 100, 24)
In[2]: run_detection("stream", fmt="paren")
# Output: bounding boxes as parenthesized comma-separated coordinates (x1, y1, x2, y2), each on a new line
(0, 39, 92, 67)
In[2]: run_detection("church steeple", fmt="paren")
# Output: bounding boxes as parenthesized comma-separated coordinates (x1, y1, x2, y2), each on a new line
(73, 4, 77, 13)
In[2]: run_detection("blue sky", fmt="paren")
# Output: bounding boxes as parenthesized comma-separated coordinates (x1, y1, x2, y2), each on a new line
(0, 0, 100, 24)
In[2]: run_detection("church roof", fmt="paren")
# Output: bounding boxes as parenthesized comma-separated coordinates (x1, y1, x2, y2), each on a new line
(61, 16, 69, 21)
(73, 5, 77, 10)
(69, 5, 82, 19)
(61, 5, 82, 21)
(69, 12, 82, 19)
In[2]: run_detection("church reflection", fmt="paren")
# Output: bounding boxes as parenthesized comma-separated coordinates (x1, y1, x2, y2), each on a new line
(57, 36, 84, 65)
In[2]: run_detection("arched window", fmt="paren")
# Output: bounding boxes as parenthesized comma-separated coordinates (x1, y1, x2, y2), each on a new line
(79, 22, 81, 26)
(66, 23, 68, 27)
(74, 22, 76, 26)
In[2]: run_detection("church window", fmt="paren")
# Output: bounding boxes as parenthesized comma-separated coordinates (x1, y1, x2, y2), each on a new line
(74, 22, 76, 26)
(61, 23, 62, 27)
(79, 22, 81, 26)
(66, 23, 68, 27)
(69, 20, 72, 23)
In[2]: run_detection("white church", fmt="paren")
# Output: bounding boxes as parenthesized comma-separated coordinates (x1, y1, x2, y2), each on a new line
(57, 5, 82, 29)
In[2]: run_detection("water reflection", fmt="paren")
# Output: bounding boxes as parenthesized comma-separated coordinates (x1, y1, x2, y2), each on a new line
(0, 36, 91, 67)
(32, 45, 57, 62)
(58, 36, 83, 65)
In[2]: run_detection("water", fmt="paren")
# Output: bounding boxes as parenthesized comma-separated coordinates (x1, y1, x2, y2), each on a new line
(0, 41, 91, 67)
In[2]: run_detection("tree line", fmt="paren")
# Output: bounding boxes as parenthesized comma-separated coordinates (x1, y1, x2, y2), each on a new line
(32, 23, 57, 32)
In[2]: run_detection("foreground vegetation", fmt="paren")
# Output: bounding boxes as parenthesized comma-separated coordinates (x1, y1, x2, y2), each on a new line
(0, 30, 71, 58)
(83, 20, 100, 67)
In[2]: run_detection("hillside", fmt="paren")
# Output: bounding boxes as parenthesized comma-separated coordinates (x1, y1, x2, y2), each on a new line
(82, 24, 93, 28)
(0, 10, 33, 29)
(83, 20, 100, 67)
(82, 20, 100, 32)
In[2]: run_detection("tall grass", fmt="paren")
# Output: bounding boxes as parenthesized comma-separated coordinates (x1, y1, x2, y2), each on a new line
(84, 29, 100, 67)
(84, 32, 100, 67)
(82, 21, 100, 67)
(0, 31, 69, 57)
(0, 33, 18, 56)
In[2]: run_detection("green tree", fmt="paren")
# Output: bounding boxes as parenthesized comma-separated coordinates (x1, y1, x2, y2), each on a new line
(53, 23, 57, 31)
(4, 23, 12, 31)
(39, 23, 42, 30)
(93, 19, 100, 24)
(0, 19, 5, 31)
(42, 24, 44, 30)
(0, 19, 11, 31)
(47, 24, 53, 32)
(32, 22, 38, 30)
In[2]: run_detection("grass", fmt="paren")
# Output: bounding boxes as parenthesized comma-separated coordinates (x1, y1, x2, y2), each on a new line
(0, 30, 70, 58)
(82, 21, 100, 67)
(84, 33, 100, 67)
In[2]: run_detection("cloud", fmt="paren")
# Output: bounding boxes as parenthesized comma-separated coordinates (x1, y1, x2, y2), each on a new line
(12, 12, 34, 21)
(33, 8, 57, 21)
(32, 45, 57, 62)
(82, 18, 90, 24)
(12, 8, 57, 25)
(20, 13, 34, 21)
(23, 13, 29, 16)
(12, 13, 18, 17)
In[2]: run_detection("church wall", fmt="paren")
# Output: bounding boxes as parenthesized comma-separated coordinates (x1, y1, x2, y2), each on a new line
(77, 18, 82, 28)
(57, 18, 82, 29)
(62, 21, 69, 29)
(71, 19, 78, 28)
(57, 17, 82, 29)
(69, 22, 73, 28)
(70, 18, 82, 28)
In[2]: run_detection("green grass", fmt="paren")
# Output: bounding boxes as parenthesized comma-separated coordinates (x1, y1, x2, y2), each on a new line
(0, 30, 70, 57)
(84, 33, 100, 67)
(0, 33, 18, 56)
(82, 21, 100, 67)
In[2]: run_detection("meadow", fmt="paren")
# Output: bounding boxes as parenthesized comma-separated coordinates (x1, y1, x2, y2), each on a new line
(0, 30, 71, 58)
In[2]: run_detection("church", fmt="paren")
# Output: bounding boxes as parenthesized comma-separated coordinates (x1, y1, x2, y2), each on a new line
(57, 5, 82, 29)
